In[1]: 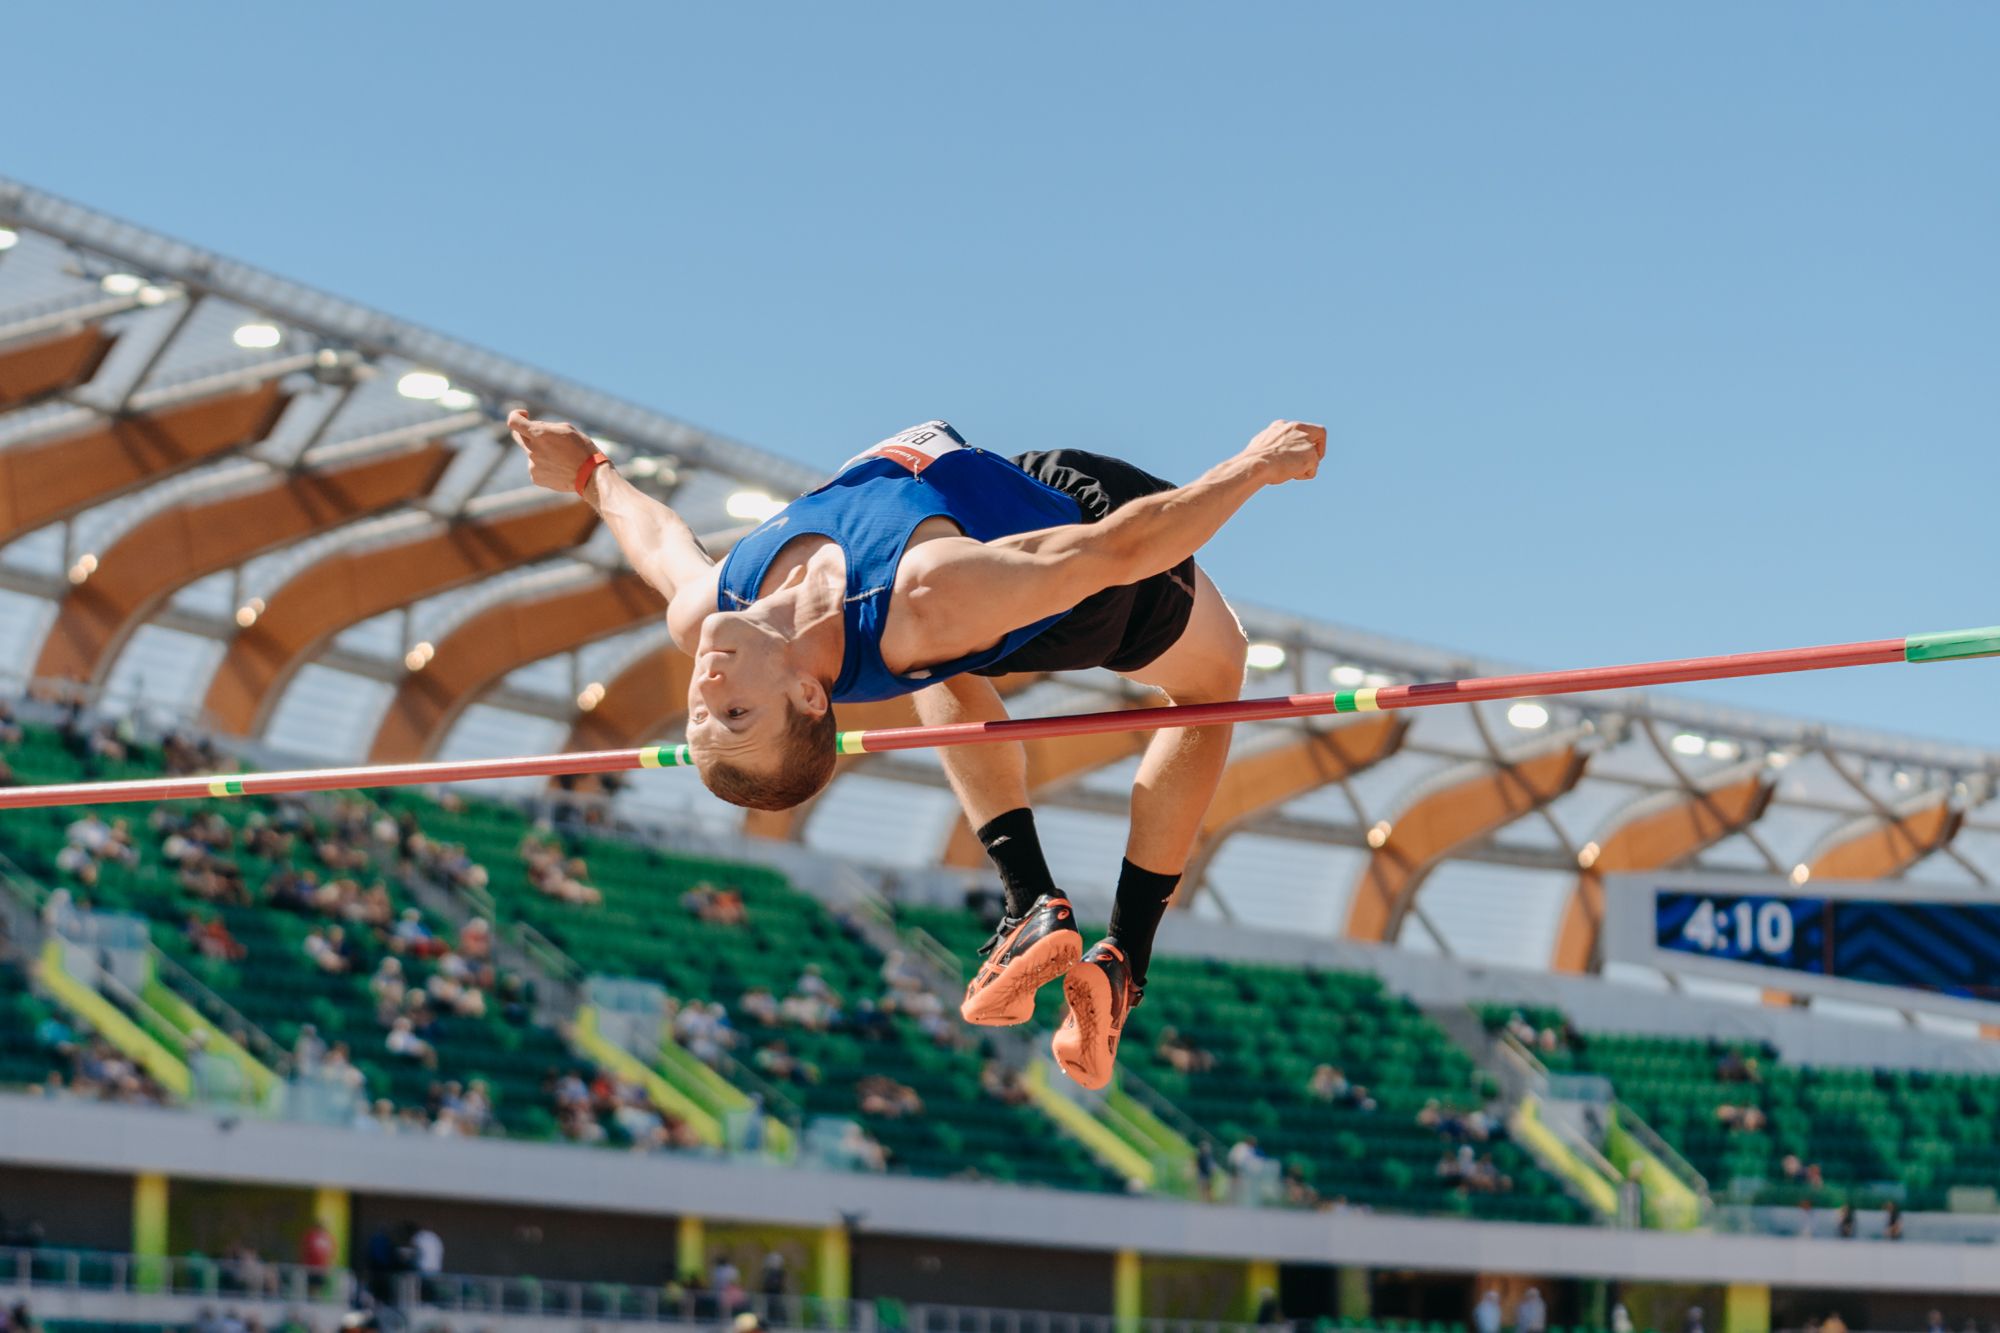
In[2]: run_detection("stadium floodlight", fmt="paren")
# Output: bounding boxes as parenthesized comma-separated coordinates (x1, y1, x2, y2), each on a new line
(1705, 739, 1742, 761)
(136, 284, 173, 306)
(437, 388, 479, 412)
(1577, 841, 1601, 869)
(66, 553, 98, 585)
(726, 489, 785, 521)
(1329, 664, 1366, 687)
(396, 371, 451, 401)
(1505, 702, 1549, 730)
(1791, 864, 1812, 886)
(1365, 821, 1393, 849)
(0, 227, 18, 251)
(100, 272, 145, 296)
(1362, 672, 1395, 689)
(576, 682, 607, 712)
(234, 598, 266, 628)
(233, 324, 283, 350)
(404, 641, 435, 672)
(1245, 642, 1287, 671)
(1670, 732, 1707, 756)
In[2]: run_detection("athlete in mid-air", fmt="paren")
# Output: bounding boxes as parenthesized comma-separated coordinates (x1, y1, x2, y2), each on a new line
(511, 411, 1325, 1087)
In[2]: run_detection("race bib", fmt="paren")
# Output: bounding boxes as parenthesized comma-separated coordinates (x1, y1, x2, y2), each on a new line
(841, 421, 965, 475)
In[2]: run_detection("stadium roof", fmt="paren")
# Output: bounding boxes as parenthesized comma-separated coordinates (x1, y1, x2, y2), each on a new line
(3, 174, 1996, 986)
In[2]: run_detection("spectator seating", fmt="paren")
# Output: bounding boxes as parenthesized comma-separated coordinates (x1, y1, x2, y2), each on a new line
(1479, 1007, 2000, 1209)
(0, 724, 572, 1134)
(897, 907, 1587, 1223)
(383, 793, 1121, 1191)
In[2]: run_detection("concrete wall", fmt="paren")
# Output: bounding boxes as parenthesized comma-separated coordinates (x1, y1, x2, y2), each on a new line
(0, 1164, 135, 1251)
(852, 1235, 1111, 1313)
(350, 1193, 685, 1286)
(3, 1095, 1998, 1296)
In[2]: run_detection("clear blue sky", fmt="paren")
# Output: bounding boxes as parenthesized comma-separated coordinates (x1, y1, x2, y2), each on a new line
(10, 4, 1996, 748)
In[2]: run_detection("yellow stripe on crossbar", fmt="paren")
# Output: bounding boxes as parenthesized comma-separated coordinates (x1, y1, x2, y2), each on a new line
(1352, 687, 1381, 712)
(837, 731, 868, 755)
(207, 778, 234, 797)
(638, 746, 664, 769)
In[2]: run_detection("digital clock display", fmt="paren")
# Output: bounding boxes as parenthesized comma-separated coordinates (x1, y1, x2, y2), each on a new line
(1654, 891, 2000, 1002)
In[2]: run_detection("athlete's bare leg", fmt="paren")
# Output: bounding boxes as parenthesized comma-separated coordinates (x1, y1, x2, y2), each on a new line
(1119, 567, 1248, 876)
(913, 675, 1028, 829)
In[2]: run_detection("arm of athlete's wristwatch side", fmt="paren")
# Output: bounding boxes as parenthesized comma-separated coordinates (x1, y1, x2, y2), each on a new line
(899, 421, 1326, 655)
(508, 411, 716, 625)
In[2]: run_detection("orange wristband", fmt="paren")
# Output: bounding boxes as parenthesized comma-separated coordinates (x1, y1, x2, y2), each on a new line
(574, 453, 613, 497)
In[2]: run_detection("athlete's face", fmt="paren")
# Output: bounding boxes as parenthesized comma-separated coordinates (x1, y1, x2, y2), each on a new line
(684, 611, 816, 771)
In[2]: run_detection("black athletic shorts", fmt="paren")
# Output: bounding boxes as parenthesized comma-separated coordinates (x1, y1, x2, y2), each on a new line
(970, 449, 1199, 678)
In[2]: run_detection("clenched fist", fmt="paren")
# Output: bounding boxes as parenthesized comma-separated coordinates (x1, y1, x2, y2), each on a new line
(1238, 420, 1327, 484)
(509, 410, 604, 497)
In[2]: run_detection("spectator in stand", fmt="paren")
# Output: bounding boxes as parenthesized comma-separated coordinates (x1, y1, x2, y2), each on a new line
(1837, 1202, 1856, 1238)
(7, 1300, 37, 1333)
(185, 913, 247, 962)
(1714, 1102, 1767, 1132)
(371, 958, 407, 1023)
(1153, 1025, 1215, 1075)
(386, 1017, 436, 1069)
(1473, 1290, 1502, 1333)
(1194, 1140, 1219, 1201)
(1253, 1289, 1283, 1326)
(754, 1040, 818, 1086)
(1227, 1136, 1266, 1174)
(760, 1252, 787, 1297)
(292, 1025, 326, 1072)
(304, 928, 351, 975)
(980, 1059, 1030, 1107)
(319, 1043, 364, 1093)
(410, 1224, 444, 1294)
(0, 701, 22, 746)
(856, 1075, 922, 1119)
(739, 987, 780, 1026)
(1885, 1200, 1904, 1240)
(457, 917, 493, 961)
(1517, 1287, 1547, 1333)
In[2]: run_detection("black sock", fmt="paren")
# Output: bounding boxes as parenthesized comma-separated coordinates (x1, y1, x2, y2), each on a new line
(976, 808, 1058, 920)
(1107, 858, 1181, 991)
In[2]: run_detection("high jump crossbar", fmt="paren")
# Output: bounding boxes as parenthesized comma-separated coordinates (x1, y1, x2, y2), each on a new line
(1, 625, 1994, 811)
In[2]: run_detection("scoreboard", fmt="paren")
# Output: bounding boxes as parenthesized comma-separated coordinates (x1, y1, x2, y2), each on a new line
(1604, 871, 2000, 1021)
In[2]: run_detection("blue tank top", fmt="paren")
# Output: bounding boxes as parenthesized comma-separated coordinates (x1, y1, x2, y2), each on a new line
(716, 421, 1082, 702)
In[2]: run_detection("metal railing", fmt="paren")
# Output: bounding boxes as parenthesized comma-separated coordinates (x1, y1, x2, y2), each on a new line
(1, 1245, 351, 1305)
(404, 1270, 1267, 1333)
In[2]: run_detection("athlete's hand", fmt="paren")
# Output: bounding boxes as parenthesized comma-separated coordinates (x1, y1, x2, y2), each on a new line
(509, 410, 603, 496)
(1239, 420, 1327, 484)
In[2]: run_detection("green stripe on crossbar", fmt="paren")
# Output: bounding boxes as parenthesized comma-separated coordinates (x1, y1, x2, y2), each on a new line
(1905, 626, 2000, 664)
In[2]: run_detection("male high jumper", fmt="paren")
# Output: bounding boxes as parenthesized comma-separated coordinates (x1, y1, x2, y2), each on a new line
(511, 411, 1325, 1087)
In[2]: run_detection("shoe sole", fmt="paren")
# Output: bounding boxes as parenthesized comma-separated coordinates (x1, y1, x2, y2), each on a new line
(960, 929, 1082, 1027)
(1053, 963, 1114, 1090)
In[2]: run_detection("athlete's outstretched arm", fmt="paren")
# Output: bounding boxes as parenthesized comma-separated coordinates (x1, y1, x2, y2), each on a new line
(897, 420, 1324, 661)
(509, 412, 716, 636)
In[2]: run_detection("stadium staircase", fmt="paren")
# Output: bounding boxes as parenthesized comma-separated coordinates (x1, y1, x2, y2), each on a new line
(1476, 1002, 2000, 1213)
(893, 905, 1589, 1223)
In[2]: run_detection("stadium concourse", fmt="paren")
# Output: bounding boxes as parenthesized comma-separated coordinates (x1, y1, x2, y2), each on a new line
(2, 179, 2000, 1333)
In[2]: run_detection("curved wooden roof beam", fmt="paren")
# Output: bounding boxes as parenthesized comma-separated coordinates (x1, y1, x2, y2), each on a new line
(1344, 740, 1590, 943)
(33, 442, 455, 686)
(1174, 715, 1410, 908)
(0, 380, 290, 542)
(1805, 795, 1963, 882)
(202, 501, 600, 736)
(367, 572, 660, 763)
(0, 325, 116, 410)
(1549, 768, 1775, 974)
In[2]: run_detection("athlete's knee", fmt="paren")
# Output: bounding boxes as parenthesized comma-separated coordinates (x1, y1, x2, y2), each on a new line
(1170, 622, 1248, 704)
